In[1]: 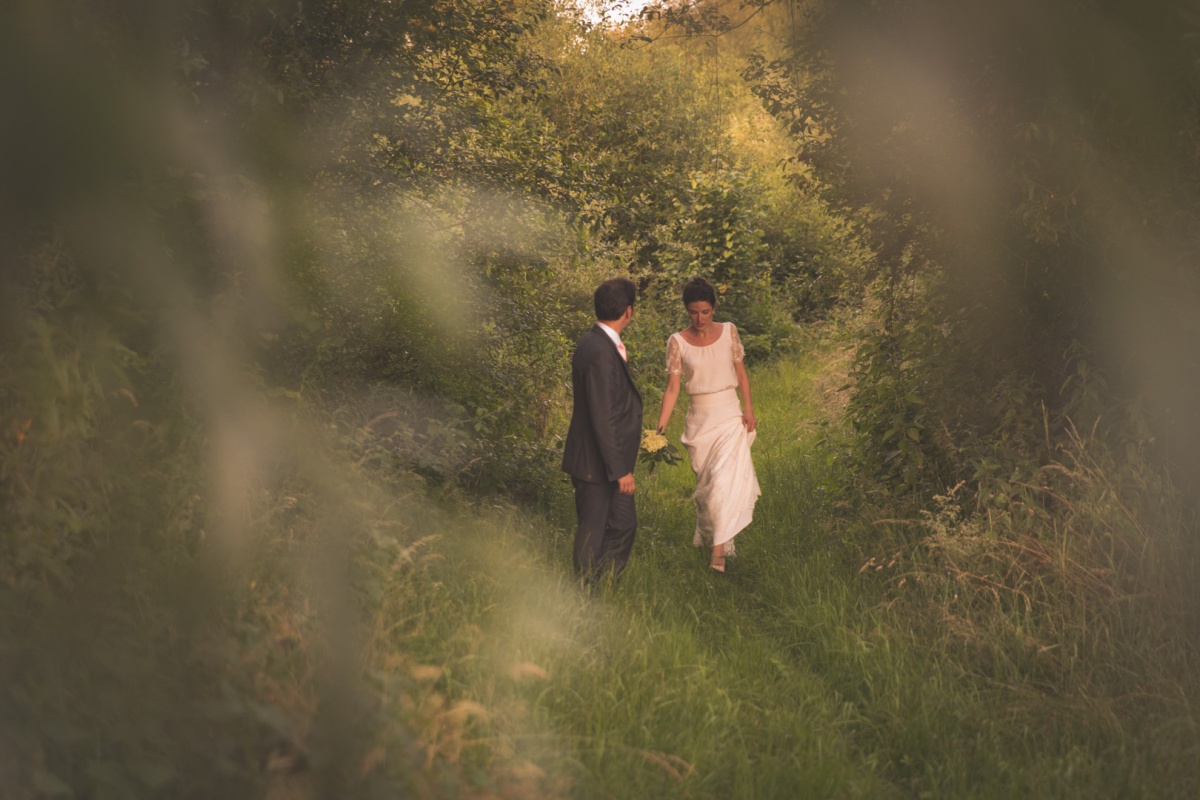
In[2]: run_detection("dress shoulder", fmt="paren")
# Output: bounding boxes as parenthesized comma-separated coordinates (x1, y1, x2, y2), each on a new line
(666, 333, 683, 376)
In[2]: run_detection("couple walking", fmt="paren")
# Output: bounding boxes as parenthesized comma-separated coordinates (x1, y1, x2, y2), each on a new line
(561, 276, 760, 582)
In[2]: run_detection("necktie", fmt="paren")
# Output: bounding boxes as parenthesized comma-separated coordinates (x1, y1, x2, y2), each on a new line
(616, 341, 627, 362)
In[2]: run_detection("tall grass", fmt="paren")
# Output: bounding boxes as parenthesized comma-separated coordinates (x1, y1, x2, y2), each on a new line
(6, 331, 1197, 798)
(369, 335, 1200, 798)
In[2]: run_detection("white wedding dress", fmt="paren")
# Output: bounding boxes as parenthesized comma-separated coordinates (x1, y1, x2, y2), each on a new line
(666, 323, 761, 555)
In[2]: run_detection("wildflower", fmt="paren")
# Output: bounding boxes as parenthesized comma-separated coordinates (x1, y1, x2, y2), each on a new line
(639, 429, 682, 472)
(641, 429, 669, 453)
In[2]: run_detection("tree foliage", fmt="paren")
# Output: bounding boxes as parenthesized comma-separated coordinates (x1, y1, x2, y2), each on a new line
(1, 2, 865, 792)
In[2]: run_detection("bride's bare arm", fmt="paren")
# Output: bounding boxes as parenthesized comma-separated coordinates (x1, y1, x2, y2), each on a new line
(658, 335, 683, 433)
(735, 361, 758, 432)
(657, 372, 681, 433)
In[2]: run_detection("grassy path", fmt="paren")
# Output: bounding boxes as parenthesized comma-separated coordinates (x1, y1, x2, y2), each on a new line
(538, 346, 873, 797)
(390, 343, 1197, 799)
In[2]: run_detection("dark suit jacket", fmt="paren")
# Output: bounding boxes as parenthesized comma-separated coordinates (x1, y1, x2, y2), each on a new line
(562, 324, 643, 484)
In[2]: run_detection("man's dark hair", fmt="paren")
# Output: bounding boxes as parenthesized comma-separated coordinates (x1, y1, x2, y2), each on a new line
(594, 277, 637, 321)
(682, 277, 717, 307)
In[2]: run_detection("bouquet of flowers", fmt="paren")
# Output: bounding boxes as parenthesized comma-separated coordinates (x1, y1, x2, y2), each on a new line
(639, 428, 682, 473)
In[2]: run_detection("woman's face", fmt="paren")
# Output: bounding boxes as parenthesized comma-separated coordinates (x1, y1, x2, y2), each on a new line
(686, 301, 715, 331)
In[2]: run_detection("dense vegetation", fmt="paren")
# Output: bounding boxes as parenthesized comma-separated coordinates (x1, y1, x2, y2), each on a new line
(2, 0, 1198, 796)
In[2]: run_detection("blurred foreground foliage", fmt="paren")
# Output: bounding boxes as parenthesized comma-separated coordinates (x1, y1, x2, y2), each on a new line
(736, 0, 1200, 502)
(5, 0, 1200, 795)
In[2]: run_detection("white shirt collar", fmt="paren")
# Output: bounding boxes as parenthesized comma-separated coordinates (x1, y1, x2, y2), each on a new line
(596, 321, 623, 347)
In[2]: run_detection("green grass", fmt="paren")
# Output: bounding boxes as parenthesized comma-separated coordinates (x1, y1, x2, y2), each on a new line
(380, 341, 1200, 798)
(9, 338, 1195, 798)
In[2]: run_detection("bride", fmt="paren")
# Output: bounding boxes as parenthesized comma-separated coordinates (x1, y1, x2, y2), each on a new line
(655, 277, 761, 574)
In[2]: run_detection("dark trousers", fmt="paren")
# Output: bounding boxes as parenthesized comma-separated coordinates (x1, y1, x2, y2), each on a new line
(572, 477, 637, 582)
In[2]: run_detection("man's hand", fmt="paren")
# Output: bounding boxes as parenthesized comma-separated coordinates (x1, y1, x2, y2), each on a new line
(617, 473, 635, 495)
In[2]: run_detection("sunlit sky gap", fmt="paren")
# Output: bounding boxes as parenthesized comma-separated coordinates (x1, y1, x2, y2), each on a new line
(576, 0, 653, 25)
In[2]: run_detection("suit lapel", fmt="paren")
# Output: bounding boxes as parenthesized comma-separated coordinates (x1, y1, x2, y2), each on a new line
(593, 324, 638, 394)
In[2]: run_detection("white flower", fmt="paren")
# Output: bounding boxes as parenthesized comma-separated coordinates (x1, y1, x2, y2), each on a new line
(641, 430, 668, 453)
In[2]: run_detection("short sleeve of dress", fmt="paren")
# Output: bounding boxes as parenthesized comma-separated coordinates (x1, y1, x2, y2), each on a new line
(666, 335, 683, 375)
(729, 324, 745, 363)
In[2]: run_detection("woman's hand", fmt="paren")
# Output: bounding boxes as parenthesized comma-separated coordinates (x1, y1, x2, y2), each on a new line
(742, 411, 758, 433)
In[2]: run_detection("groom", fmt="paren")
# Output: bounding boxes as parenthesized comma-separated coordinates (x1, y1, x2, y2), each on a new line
(562, 277, 643, 582)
